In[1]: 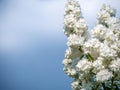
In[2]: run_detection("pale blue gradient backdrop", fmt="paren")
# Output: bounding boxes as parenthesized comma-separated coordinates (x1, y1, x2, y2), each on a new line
(0, 0, 120, 90)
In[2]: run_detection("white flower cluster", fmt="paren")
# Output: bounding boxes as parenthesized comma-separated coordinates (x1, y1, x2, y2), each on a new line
(97, 4, 116, 25)
(64, 0, 88, 37)
(63, 0, 120, 90)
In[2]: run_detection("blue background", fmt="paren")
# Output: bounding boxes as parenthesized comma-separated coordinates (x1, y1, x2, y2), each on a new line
(0, 0, 120, 90)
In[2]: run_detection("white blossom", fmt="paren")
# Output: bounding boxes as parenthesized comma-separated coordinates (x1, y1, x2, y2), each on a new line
(64, 14, 76, 28)
(63, 2, 120, 90)
(76, 58, 92, 72)
(64, 0, 82, 36)
(91, 24, 107, 40)
(97, 10, 111, 24)
(83, 38, 102, 59)
(64, 67, 77, 76)
(106, 17, 120, 26)
(65, 47, 72, 59)
(100, 44, 117, 59)
(97, 4, 116, 24)
(105, 30, 117, 43)
(67, 34, 85, 47)
(92, 57, 104, 73)
(109, 58, 120, 72)
(96, 69, 113, 82)
(71, 80, 80, 90)
(62, 59, 72, 66)
(74, 19, 88, 34)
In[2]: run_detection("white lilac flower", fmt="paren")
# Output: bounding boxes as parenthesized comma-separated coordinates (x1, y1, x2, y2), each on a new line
(64, 14, 76, 28)
(65, 0, 80, 11)
(96, 69, 113, 82)
(67, 34, 85, 47)
(64, 67, 77, 76)
(91, 24, 107, 41)
(106, 17, 120, 36)
(73, 7, 81, 18)
(110, 42, 120, 51)
(109, 58, 120, 72)
(76, 58, 92, 72)
(105, 17, 120, 26)
(97, 10, 111, 24)
(62, 59, 72, 66)
(63, 2, 120, 90)
(65, 48, 72, 59)
(65, 0, 81, 18)
(64, 0, 81, 36)
(92, 57, 104, 73)
(70, 68, 77, 76)
(105, 30, 117, 43)
(101, 4, 116, 16)
(97, 4, 116, 25)
(65, 47, 81, 59)
(83, 38, 102, 59)
(100, 44, 117, 59)
(74, 18, 88, 34)
(71, 80, 80, 90)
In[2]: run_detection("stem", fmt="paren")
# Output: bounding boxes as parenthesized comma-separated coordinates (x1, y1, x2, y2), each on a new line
(111, 71, 115, 90)
(111, 77, 114, 90)
(86, 53, 94, 61)
(79, 46, 83, 52)
(102, 83, 106, 90)
(80, 54, 84, 59)
(94, 83, 100, 90)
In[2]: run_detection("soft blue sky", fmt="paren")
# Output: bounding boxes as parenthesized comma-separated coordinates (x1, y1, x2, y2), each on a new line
(0, 0, 120, 90)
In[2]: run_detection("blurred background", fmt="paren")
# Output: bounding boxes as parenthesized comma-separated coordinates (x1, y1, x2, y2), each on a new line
(0, 0, 120, 90)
